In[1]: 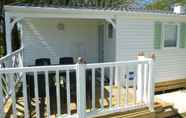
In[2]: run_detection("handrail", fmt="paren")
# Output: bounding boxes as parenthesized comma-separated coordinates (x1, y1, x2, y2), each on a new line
(86, 59, 152, 68)
(0, 64, 77, 73)
(0, 59, 152, 73)
(0, 47, 24, 62)
(0, 58, 154, 118)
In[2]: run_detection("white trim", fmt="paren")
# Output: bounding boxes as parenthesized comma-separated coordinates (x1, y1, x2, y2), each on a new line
(105, 18, 116, 28)
(5, 5, 186, 18)
(161, 22, 180, 49)
(5, 14, 12, 54)
(10, 17, 23, 31)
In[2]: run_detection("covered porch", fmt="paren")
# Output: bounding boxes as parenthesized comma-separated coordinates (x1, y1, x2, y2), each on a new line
(0, 6, 154, 118)
(5, 6, 117, 66)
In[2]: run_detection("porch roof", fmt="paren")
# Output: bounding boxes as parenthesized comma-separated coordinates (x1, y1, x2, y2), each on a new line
(6, 2, 183, 15)
(4, 3, 186, 19)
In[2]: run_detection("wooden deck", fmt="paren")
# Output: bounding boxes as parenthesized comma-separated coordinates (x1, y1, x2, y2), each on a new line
(4, 82, 139, 118)
(5, 79, 186, 118)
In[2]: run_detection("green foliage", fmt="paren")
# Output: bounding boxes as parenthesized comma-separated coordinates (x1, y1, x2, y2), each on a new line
(13, 0, 138, 7)
(0, 33, 4, 57)
(145, 0, 186, 10)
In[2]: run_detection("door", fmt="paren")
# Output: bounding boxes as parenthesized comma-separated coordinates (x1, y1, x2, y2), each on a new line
(98, 25, 104, 62)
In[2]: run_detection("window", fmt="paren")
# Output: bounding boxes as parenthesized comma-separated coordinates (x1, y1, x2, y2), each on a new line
(163, 23, 179, 48)
(108, 23, 113, 39)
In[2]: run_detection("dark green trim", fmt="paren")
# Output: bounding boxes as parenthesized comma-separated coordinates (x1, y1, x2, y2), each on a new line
(154, 21, 162, 49)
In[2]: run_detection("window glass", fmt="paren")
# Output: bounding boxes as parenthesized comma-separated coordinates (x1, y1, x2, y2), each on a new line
(164, 24, 178, 47)
(108, 24, 113, 39)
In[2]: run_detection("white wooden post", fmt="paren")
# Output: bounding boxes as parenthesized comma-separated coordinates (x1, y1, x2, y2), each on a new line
(114, 66, 120, 86)
(137, 52, 145, 102)
(5, 14, 12, 54)
(148, 54, 155, 112)
(76, 58, 86, 118)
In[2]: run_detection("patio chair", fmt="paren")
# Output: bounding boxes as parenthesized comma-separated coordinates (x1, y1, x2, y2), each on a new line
(59, 57, 74, 65)
(35, 58, 51, 66)
(26, 58, 52, 117)
(59, 57, 76, 98)
(35, 58, 52, 117)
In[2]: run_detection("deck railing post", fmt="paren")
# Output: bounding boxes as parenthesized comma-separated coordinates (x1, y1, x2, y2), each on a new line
(137, 52, 145, 102)
(148, 54, 155, 112)
(76, 57, 86, 118)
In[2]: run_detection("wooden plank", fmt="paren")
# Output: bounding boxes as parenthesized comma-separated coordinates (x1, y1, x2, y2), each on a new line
(155, 79, 186, 92)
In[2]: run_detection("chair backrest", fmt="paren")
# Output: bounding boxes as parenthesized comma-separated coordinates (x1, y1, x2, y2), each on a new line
(59, 57, 74, 65)
(35, 58, 51, 66)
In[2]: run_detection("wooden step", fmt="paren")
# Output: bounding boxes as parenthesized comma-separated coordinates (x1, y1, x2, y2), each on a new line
(96, 100, 179, 118)
(155, 79, 186, 93)
(95, 108, 155, 118)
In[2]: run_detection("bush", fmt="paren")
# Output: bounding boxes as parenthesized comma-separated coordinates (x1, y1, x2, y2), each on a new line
(0, 33, 5, 58)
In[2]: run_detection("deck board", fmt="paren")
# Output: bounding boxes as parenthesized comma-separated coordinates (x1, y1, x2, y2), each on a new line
(4, 83, 138, 118)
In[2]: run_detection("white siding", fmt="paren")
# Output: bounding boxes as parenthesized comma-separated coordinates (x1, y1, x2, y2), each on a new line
(104, 39, 115, 62)
(22, 18, 99, 65)
(116, 17, 186, 82)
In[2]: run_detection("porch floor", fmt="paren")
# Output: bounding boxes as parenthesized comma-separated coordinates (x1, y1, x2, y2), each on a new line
(4, 83, 138, 118)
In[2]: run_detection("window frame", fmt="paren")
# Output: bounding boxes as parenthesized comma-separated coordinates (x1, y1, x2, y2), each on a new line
(162, 22, 180, 49)
(105, 23, 114, 40)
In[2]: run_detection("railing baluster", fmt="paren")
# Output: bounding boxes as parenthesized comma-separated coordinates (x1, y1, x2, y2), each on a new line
(18, 53, 23, 67)
(101, 67, 104, 109)
(143, 63, 148, 104)
(0, 74, 5, 118)
(116, 65, 121, 106)
(10, 74, 17, 118)
(125, 66, 128, 107)
(66, 70, 71, 115)
(133, 69, 137, 105)
(22, 73, 29, 118)
(56, 70, 61, 116)
(45, 71, 51, 118)
(34, 72, 40, 118)
(92, 68, 95, 111)
(148, 60, 154, 111)
(109, 67, 113, 108)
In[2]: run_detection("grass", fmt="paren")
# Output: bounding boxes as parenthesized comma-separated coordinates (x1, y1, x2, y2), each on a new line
(181, 113, 186, 118)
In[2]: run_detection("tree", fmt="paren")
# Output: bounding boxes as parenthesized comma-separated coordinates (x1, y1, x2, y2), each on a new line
(145, 0, 186, 10)
(13, 0, 139, 8)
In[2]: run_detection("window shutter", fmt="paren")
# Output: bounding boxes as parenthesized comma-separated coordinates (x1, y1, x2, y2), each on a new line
(154, 22, 162, 49)
(179, 23, 186, 48)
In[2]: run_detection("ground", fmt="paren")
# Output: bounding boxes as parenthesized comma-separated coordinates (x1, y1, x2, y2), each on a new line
(156, 90, 186, 113)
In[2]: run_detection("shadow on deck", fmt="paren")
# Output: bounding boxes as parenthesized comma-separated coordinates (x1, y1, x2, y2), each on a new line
(4, 80, 137, 118)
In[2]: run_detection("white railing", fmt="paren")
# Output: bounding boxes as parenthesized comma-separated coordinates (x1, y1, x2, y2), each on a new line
(0, 47, 24, 68)
(0, 58, 154, 118)
(0, 48, 24, 105)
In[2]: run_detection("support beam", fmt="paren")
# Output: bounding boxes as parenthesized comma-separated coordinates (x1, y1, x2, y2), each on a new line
(105, 18, 116, 28)
(5, 14, 23, 54)
(5, 14, 12, 54)
(10, 17, 23, 31)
